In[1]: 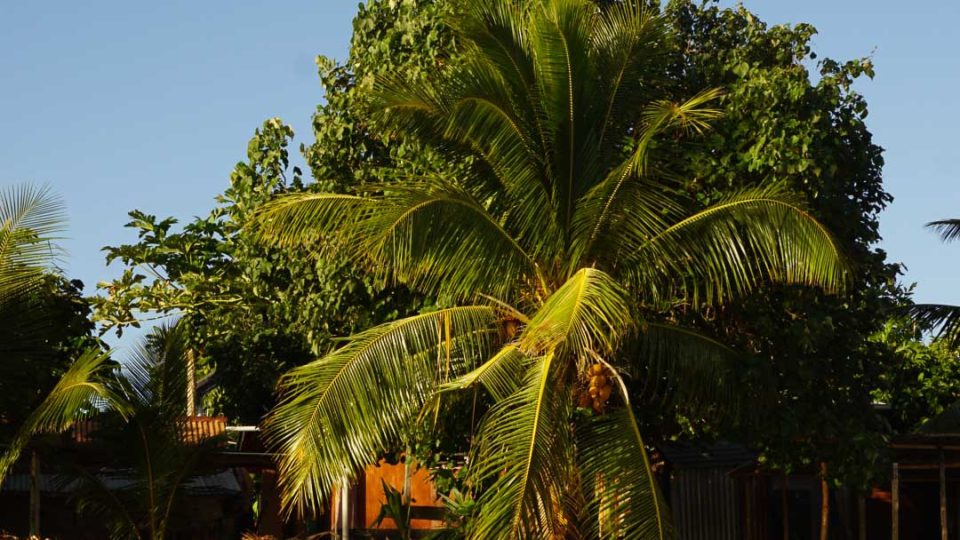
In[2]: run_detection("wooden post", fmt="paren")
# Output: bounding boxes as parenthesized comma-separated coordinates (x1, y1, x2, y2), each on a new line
(819, 462, 829, 540)
(258, 469, 284, 538)
(186, 349, 196, 416)
(29, 451, 40, 538)
(940, 450, 948, 540)
(340, 483, 350, 540)
(781, 472, 790, 540)
(858, 495, 867, 540)
(892, 462, 900, 540)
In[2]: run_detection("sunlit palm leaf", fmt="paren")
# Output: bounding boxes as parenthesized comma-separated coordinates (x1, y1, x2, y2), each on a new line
(0, 184, 67, 355)
(591, 0, 670, 149)
(521, 268, 632, 360)
(252, 192, 376, 250)
(255, 183, 539, 301)
(626, 184, 846, 306)
(263, 306, 498, 515)
(445, 343, 528, 401)
(0, 348, 121, 483)
(0, 183, 65, 277)
(467, 353, 574, 538)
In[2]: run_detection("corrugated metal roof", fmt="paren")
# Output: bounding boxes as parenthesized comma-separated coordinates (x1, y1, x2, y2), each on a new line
(1, 469, 241, 497)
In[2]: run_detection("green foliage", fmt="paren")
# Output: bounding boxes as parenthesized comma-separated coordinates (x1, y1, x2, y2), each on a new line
(372, 479, 413, 540)
(654, 0, 901, 489)
(0, 275, 99, 432)
(258, 1, 847, 536)
(0, 185, 99, 443)
(304, 0, 460, 191)
(871, 317, 960, 433)
(94, 119, 420, 423)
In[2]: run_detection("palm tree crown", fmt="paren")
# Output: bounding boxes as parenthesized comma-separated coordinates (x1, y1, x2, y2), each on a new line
(255, 0, 846, 537)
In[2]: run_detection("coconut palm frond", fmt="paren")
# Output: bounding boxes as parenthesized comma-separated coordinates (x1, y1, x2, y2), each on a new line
(521, 268, 633, 360)
(251, 192, 377, 250)
(0, 348, 119, 483)
(576, 407, 673, 539)
(254, 183, 540, 301)
(629, 322, 741, 410)
(467, 353, 574, 538)
(263, 306, 499, 515)
(592, 0, 671, 147)
(927, 219, 960, 243)
(444, 343, 528, 402)
(628, 184, 847, 306)
(908, 303, 960, 349)
(0, 183, 65, 275)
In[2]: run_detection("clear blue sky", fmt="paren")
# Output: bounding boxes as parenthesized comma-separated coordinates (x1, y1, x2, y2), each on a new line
(2, 1, 957, 349)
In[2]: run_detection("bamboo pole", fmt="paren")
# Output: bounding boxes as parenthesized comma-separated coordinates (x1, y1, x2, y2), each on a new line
(892, 462, 900, 540)
(819, 462, 829, 540)
(186, 349, 196, 416)
(941, 450, 948, 540)
(29, 451, 39, 538)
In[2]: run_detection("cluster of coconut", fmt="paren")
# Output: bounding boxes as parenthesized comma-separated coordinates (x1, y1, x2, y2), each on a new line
(574, 363, 613, 414)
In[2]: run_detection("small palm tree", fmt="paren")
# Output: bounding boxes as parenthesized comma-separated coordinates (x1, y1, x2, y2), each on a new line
(909, 219, 960, 348)
(0, 184, 66, 361)
(255, 1, 846, 537)
(0, 323, 223, 540)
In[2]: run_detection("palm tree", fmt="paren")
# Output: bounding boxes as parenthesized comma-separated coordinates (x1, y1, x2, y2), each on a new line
(255, 1, 846, 537)
(0, 184, 66, 361)
(0, 323, 223, 540)
(909, 219, 960, 349)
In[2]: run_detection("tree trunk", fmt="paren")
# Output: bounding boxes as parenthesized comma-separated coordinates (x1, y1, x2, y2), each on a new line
(819, 462, 829, 540)
(892, 462, 900, 540)
(941, 451, 948, 540)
